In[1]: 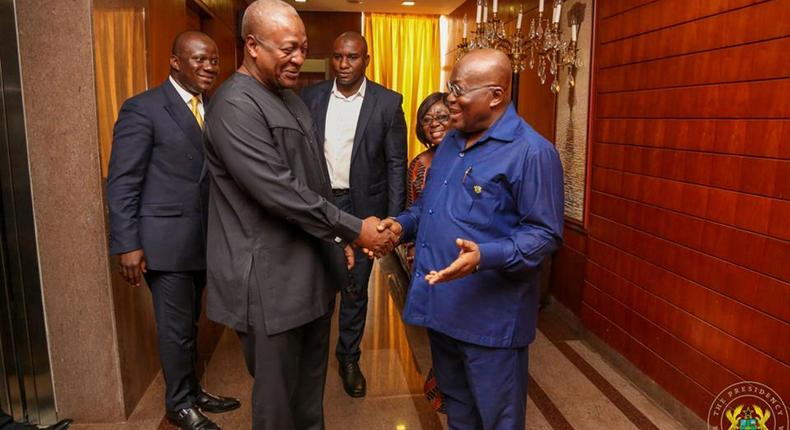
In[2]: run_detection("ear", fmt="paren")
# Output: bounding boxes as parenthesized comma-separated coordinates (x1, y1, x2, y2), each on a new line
(169, 54, 180, 72)
(244, 35, 259, 59)
(363, 54, 370, 69)
(489, 86, 506, 109)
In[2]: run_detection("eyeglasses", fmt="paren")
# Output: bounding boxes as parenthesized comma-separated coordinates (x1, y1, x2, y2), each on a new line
(420, 113, 450, 125)
(446, 81, 501, 98)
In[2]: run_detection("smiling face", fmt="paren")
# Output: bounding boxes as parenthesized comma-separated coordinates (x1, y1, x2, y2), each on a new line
(245, 11, 307, 90)
(445, 49, 509, 139)
(170, 34, 219, 95)
(421, 100, 451, 147)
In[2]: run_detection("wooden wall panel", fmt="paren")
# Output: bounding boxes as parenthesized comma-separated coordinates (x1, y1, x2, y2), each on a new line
(586, 260, 789, 385)
(592, 143, 790, 200)
(597, 0, 790, 68)
(584, 0, 790, 419)
(598, 0, 766, 43)
(591, 168, 790, 243)
(598, 0, 657, 19)
(597, 37, 790, 93)
(301, 12, 361, 60)
(550, 225, 587, 315)
(596, 119, 790, 159)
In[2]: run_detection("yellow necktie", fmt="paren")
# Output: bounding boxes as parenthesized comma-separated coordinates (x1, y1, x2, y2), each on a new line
(189, 96, 204, 129)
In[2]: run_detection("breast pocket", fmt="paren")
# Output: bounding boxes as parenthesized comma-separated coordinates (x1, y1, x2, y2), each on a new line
(451, 173, 502, 229)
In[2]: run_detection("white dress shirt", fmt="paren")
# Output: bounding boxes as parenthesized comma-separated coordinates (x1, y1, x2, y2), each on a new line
(323, 78, 366, 190)
(169, 75, 204, 118)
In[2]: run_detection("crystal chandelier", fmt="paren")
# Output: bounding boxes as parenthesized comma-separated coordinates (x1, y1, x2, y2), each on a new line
(457, 0, 582, 94)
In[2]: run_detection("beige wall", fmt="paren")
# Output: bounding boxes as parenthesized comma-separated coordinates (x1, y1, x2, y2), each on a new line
(15, 0, 127, 423)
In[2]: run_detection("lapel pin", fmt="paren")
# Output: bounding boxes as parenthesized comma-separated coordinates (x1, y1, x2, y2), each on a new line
(473, 185, 483, 194)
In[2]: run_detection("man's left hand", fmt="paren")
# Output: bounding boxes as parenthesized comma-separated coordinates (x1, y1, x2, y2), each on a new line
(425, 238, 481, 285)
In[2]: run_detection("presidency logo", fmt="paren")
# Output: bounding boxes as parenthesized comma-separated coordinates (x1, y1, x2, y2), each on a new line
(708, 381, 787, 430)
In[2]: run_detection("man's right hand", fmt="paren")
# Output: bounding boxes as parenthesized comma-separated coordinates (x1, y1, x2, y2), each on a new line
(119, 249, 147, 287)
(354, 216, 398, 258)
(377, 218, 402, 238)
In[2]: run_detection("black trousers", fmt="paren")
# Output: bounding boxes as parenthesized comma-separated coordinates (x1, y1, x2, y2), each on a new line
(332, 192, 374, 364)
(238, 283, 332, 430)
(145, 270, 206, 412)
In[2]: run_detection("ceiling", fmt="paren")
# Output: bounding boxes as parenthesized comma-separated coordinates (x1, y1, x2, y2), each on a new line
(289, 0, 466, 15)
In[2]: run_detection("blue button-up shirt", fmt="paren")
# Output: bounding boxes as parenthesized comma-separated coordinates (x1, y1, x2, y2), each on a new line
(395, 104, 564, 348)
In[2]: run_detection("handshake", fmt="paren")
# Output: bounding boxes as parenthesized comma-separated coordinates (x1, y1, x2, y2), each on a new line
(353, 216, 403, 259)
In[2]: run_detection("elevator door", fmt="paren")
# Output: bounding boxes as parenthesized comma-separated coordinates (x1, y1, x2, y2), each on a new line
(0, 0, 56, 425)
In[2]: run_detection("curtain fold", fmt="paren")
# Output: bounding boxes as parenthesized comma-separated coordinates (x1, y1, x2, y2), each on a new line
(365, 13, 440, 161)
(93, 7, 147, 178)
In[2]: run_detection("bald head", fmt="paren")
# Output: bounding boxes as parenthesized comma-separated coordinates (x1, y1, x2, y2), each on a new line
(455, 49, 512, 100)
(241, 0, 300, 40)
(171, 30, 214, 55)
(335, 31, 368, 56)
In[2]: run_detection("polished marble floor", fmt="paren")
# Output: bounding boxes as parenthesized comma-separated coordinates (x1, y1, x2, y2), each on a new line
(71, 257, 690, 429)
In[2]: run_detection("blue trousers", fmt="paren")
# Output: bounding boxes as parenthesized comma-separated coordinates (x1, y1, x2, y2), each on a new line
(145, 270, 205, 411)
(428, 329, 530, 430)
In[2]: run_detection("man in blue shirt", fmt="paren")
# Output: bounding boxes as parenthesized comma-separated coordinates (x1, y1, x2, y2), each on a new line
(379, 49, 564, 429)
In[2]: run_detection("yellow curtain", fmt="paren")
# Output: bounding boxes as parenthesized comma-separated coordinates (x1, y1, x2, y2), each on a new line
(364, 13, 440, 161)
(93, 7, 147, 178)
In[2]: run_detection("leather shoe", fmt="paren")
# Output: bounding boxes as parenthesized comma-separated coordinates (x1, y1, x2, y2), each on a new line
(195, 389, 241, 413)
(338, 361, 366, 398)
(166, 407, 220, 430)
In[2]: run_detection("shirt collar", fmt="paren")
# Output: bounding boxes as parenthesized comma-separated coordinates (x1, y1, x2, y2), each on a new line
(448, 103, 521, 149)
(169, 75, 202, 104)
(331, 77, 366, 101)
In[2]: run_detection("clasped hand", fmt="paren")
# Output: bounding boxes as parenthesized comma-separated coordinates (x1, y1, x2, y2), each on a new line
(353, 217, 402, 258)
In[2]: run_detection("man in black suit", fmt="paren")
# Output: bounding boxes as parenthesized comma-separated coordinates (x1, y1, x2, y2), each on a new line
(107, 31, 239, 430)
(301, 32, 407, 398)
(203, 1, 397, 428)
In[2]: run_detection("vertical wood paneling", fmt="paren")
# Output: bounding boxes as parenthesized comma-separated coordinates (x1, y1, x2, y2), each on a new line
(584, 0, 790, 420)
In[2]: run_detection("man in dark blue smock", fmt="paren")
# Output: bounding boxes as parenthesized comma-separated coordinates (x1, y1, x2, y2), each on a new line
(379, 48, 564, 430)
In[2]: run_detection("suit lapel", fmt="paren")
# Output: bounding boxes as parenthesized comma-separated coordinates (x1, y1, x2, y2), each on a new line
(351, 83, 375, 164)
(162, 79, 203, 153)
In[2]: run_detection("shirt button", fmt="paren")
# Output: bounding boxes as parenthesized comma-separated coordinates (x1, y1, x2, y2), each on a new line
(459, 152, 465, 158)
(428, 209, 434, 215)
(416, 272, 421, 278)
(421, 242, 426, 248)
(334, 237, 342, 244)
(443, 180, 448, 185)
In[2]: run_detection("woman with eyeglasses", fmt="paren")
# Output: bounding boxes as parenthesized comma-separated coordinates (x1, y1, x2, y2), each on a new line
(407, 92, 451, 207)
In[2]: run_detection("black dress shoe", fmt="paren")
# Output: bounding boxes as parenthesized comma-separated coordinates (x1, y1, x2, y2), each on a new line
(166, 407, 220, 430)
(195, 389, 241, 413)
(338, 361, 366, 398)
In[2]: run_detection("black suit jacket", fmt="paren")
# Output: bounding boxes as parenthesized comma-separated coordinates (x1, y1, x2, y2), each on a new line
(106, 79, 208, 272)
(300, 79, 407, 218)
